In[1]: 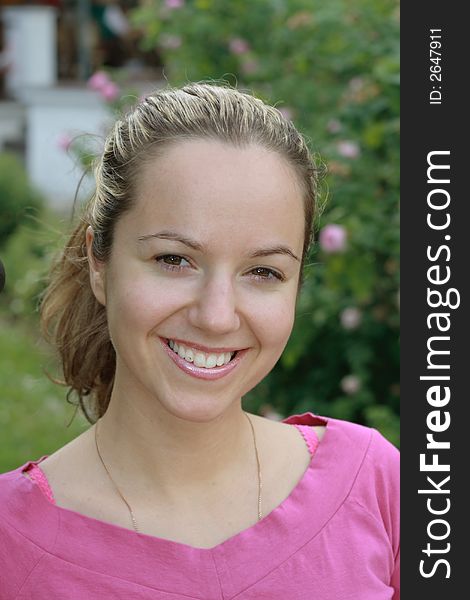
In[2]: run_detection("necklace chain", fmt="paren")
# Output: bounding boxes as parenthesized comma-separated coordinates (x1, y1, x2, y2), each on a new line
(94, 412, 262, 534)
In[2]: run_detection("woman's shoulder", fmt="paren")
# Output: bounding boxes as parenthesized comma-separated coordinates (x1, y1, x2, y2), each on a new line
(282, 411, 399, 490)
(341, 418, 398, 461)
(281, 411, 326, 444)
(0, 429, 97, 536)
(38, 427, 114, 518)
(0, 462, 21, 502)
(0, 461, 57, 597)
(282, 410, 397, 456)
(326, 415, 399, 479)
(285, 411, 398, 449)
(319, 417, 400, 531)
(0, 458, 59, 525)
(0, 460, 37, 508)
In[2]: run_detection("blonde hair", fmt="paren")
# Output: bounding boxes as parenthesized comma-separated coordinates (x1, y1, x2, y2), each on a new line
(41, 82, 324, 423)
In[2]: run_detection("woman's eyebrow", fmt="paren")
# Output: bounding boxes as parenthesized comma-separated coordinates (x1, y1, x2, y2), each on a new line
(137, 231, 300, 262)
(248, 246, 300, 262)
(137, 231, 203, 251)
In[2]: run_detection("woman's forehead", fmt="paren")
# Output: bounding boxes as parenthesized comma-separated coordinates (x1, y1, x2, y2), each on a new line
(118, 140, 305, 250)
(140, 139, 300, 194)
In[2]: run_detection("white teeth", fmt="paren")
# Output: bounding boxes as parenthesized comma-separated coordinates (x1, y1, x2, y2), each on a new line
(194, 353, 206, 367)
(206, 354, 218, 368)
(167, 340, 235, 369)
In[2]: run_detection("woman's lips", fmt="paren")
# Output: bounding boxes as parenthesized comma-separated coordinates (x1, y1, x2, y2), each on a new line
(159, 338, 248, 380)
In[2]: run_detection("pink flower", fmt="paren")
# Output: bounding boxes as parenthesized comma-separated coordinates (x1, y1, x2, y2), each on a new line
(100, 81, 120, 102)
(159, 34, 182, 49)
(277, 106, 294, 121)
(327, 119, 342, 134)
(319, 224, 347, 253)
(240, 58, 259, 75)
(56, 132, 73, 152)
(229, 37, 250, 55)
(87, 71, 111, 92)
(165, 0, 184, 8)
(340, 375, 361, 395)
(340, 307, 362, 330)
(337, 140, 360, 159)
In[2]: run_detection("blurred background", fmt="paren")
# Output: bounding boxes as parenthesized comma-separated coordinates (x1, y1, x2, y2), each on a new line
(0, 0, 399, 471)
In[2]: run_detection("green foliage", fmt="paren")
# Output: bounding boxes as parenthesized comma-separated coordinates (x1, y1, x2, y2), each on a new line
(0, 211, 65, 319)
(131, 0, 400, 443)
(0, 152, 44, 248)
(0, 217, 88, 471)
(0, 313, 87, 472)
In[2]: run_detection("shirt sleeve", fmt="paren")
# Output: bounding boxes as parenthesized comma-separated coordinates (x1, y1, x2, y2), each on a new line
(350, 427, 400, 598)
(371, 429, 400, 598)
(0, 512, 45, 599)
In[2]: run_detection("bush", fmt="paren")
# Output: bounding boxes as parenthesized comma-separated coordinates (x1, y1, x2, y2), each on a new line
(0, 312, 88, 472)
(0, 211, 66, 321)
(0, 153, 44, 249)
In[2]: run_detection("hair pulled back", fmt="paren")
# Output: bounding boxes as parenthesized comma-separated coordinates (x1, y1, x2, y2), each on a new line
(40, 82, 324, 423)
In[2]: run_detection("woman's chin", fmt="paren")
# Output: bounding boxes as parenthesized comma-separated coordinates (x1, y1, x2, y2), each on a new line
(159, 395, 240, 424)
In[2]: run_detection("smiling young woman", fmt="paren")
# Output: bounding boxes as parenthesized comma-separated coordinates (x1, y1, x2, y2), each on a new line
(0, 83, 399, 599)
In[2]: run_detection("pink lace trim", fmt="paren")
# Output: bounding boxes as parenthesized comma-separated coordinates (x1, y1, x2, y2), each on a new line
(292, 423, 319, 457)
(25, 463, 56, 505)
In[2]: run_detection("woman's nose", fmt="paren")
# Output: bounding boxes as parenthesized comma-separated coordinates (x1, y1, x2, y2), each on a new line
(187, 271, 241, 335)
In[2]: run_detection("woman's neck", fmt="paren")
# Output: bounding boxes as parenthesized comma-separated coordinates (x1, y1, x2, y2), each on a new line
(98, 391, 257, 505)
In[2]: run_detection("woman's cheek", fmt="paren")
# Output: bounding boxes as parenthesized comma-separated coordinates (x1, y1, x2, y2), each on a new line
(107, 280, 162, 325)
(252, 294, 296, 346)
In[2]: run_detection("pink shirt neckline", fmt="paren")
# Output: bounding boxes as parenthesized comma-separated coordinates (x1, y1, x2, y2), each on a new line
(11, 413, 380, 597)
(25, 424, 319, 508)
(21, 415, 323, 551)
(21, 413, 328, 552)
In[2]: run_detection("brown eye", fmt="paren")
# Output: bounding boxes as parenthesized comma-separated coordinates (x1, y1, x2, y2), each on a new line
(156, 255, 191, 271)
(250, 267, 284, 281)
(160, 255, 183, 265)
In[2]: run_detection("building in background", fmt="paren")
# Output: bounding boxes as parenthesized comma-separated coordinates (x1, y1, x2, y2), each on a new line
(0, 0, 162, 208)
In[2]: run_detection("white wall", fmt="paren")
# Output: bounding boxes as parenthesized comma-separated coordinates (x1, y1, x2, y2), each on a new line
(23, 87, 109, 210)
(2, 6, 57, 93)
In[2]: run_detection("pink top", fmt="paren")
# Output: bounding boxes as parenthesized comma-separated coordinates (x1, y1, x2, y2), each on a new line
(0, 413, 400, 599)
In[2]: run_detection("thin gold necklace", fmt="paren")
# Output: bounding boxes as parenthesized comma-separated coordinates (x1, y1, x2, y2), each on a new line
(94, 412, 263, 534)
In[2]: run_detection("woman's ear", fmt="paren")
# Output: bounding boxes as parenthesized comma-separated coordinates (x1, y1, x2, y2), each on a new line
(85, 226, 107, 306)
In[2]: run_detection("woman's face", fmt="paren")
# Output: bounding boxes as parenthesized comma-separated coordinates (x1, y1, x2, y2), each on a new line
(88, 139, 305, 422)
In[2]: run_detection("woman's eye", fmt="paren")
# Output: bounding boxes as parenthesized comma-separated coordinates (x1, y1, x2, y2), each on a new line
(156, 255, 190, 271)
(249, 267, 284, 282)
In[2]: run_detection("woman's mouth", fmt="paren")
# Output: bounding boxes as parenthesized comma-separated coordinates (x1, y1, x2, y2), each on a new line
(160, 338, 245, 380)
(167, 339, 236, 368)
